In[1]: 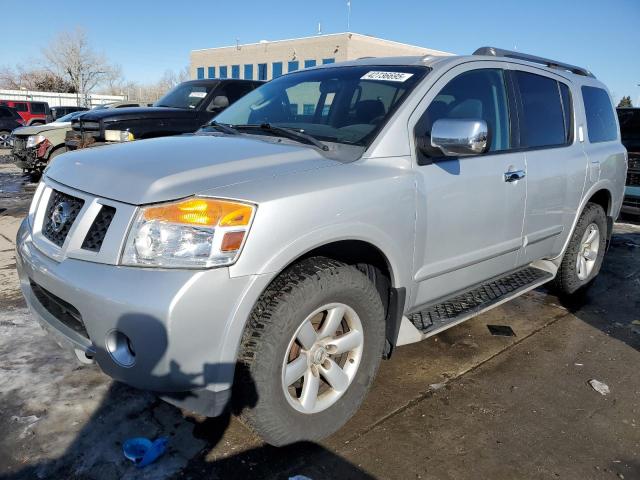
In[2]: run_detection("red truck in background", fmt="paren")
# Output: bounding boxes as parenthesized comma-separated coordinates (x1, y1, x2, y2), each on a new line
(0, 100, 52, 126)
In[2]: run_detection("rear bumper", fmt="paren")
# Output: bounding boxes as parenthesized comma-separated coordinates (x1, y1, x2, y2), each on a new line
(15, 217, 270, 415)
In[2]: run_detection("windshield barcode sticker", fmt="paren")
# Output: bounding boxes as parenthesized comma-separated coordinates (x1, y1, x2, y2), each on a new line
(361, 71, 414, 82)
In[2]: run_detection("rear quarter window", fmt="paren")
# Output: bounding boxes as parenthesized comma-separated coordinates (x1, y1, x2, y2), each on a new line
(31, 103, 46, 114)
(582, 86, 618, 143)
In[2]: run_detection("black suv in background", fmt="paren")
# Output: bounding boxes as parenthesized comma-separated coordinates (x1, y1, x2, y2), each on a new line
(617, 107, 640, 216)
(51, 106, 89, 121)
(65, 79, 263, 150)
(0, 105, 24, 148)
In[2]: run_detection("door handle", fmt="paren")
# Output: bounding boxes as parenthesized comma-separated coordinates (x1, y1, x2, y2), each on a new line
(504, 170, 526, 182)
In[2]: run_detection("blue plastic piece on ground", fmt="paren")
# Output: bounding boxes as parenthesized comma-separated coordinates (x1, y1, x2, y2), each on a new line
(123, 437, 168, 468)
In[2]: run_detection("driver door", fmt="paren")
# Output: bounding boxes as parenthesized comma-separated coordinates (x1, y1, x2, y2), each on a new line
(410, 64, 527, 307)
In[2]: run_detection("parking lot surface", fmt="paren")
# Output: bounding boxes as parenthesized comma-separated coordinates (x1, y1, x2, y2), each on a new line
(0, 156, 638, 479)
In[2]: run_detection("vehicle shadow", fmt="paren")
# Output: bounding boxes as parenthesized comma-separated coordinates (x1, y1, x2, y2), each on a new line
(1, 314, 372, 479)
(549, 229, 640, 352)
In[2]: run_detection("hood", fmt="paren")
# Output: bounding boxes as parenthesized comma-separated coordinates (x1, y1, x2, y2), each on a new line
(46, 134, 341, 205)
(13, 122, 70, 137)
(77, 106, 196, 123)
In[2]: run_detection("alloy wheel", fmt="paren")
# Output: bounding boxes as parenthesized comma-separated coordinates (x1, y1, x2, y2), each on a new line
(282, 303, 364, 414)
(576, 222, 600, 281)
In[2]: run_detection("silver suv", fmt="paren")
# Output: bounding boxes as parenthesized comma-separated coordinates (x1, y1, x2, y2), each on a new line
(16, 48, 627, 446)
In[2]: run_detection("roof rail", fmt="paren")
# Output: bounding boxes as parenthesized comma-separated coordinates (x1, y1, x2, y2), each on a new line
(473, 46, 594, 78)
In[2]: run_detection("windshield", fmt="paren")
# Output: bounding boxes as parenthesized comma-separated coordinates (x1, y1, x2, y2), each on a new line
(214, 65, 428, 146)
(154, 82, 217, 109)
(55, 111, 86, 123)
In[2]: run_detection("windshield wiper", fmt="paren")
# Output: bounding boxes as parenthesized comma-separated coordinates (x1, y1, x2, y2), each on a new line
(206, 121, 240, 135)
(233, 123, 329, 151)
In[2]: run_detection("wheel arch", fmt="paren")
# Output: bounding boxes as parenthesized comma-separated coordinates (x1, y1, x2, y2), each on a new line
(223, 237, 407, 370)
(558, 183, 616, 260)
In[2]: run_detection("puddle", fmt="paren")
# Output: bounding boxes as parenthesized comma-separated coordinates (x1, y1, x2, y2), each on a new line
(0, 155, 37, 217)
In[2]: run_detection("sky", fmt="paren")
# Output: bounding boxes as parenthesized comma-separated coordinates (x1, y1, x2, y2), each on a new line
(6, 0, 640, 104)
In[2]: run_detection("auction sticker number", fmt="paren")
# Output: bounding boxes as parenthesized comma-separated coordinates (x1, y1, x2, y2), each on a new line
(361, 71, 414, 82)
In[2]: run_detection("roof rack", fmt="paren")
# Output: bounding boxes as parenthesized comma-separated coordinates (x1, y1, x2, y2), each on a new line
(473, 46, 594, 78)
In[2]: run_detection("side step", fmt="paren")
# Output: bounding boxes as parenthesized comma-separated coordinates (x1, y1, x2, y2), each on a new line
(407, 266, 554, 338)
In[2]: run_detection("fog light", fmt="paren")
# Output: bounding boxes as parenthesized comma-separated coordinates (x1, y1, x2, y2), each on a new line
(106, 330, 136, 367)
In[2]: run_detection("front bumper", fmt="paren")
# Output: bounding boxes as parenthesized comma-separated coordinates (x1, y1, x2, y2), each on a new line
(15, 217, 267, 415)
(12, 146, 39, 169)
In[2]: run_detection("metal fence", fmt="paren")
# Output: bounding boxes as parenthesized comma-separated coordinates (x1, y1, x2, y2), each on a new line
(0, 89, 126, 108)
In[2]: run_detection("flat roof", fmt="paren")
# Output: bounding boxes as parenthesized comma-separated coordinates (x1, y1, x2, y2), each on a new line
(192, 32, 451, 55)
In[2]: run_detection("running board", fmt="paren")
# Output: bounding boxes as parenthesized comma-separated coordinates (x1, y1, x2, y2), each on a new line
(397, 266, 554, 345)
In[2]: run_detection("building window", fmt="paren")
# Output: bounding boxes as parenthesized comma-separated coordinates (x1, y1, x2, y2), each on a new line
(196, 67, 205, 79)
(231, 65, 240, 79)
(258, 63, 267, 81)
(219, 66, 228, 78)
(322, 58, 335, 64)
(302, 104, 315, 115)
(304, 59, 316, 69)
(244, 64, 253, 80)
(288, 61, 299, 73)
(207, 66, 215, 79)
(272, 62, 283, 78)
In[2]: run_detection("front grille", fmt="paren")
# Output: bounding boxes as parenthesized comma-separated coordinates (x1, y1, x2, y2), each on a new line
(42, 190, 84, 247)
(628, 171, 640, 187)
(628, 155, 640, 171)
(82, 205, 116, 252)
(12, 136, 26, 152)
(30, 280, 88, 338)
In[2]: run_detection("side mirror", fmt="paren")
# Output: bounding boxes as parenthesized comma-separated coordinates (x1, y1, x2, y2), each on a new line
(428, 118, 489, 157)
(209, 95, 230, 111)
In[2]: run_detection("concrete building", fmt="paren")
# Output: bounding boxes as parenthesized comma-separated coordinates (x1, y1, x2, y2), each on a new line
(190, 32, 451, 81)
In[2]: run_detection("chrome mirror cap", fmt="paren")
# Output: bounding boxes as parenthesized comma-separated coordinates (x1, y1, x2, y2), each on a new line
(431, 118, 489, 156)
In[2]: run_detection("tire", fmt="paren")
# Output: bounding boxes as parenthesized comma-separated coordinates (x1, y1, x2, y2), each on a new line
(552, 202, 607, 295)
(0, 130, 11, 148)
(237, 256, 386, 446)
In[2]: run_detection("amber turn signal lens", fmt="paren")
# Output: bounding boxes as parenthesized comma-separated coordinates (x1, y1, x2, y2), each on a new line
(142, 198, 253, 227)
(221, 231, 245, 252)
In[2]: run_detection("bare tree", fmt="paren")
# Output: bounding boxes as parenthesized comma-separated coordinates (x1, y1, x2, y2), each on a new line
(42, 28, 118, 105)
(0, 65, 76, 92)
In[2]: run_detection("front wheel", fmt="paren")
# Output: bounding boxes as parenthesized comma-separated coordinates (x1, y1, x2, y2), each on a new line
(552, 202, 607, 295)
(237, 257, 386, 446)
(0, 130, 11, 148)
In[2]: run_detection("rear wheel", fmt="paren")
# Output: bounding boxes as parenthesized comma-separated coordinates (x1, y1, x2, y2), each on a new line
(237, 257, 385, 446)
(552, 203, 607, 295)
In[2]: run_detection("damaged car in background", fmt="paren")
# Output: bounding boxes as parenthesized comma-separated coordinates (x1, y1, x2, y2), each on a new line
(65, 79, 262, 150)
(11, 110, 86, 179)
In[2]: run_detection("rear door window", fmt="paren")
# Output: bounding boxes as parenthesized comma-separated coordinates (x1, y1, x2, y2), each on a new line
(582, 86, 618, 143)
(514, 71, 567, 148)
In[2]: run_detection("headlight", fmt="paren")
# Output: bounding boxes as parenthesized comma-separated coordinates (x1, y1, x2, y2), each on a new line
(121, 197, 255, 268)
(105, 129, 134, 142)
(26, 134, 46, 148)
